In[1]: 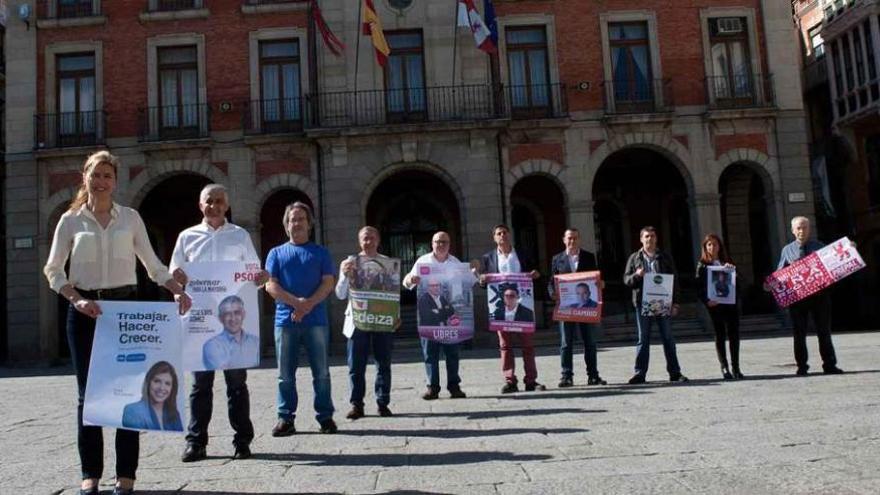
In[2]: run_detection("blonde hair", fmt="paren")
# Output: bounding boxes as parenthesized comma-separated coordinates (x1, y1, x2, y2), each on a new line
(69, 150, 120, 211)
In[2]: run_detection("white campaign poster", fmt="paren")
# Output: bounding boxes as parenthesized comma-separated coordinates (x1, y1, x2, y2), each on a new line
(707, 266, 736, 305)
(416, 262, 477, 343)
(183, 260, 261, 372)
(641, 273, 674, 317)
(83, 301, 186, 433)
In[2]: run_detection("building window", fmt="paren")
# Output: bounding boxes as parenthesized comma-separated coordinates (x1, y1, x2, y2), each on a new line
(385, 30, 426, 122)
(708, 17, 753, 102)
(842, 35, 856, 111)
(809, 25, 824, 59)
(158, 46, 199, 137)
(608, 22, 652, 111)
(865, 20, 877, 83)
(832, 40, 846, 116)
(57, 53, 96, 144)
(506, 26, 550, 116)
(152, 0, 198, 12)
(259, 39, 301, 131)
(56, 0, 95, 18)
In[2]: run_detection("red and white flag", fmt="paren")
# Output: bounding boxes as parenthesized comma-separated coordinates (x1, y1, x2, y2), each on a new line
(457, 0, 497, 54)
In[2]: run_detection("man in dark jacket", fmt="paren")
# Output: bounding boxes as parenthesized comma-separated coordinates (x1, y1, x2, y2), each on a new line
(549, 228, 606, 387)
(417, 279, 456, 326)
(623, 226, 687, 384)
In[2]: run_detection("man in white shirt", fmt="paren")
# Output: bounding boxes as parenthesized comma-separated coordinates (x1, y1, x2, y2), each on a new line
(403, 231, 471, 400)
(170, 184, 268, 463)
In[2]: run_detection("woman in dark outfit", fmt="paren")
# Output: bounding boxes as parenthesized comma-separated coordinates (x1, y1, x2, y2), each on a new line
(696, 234, 743, 380)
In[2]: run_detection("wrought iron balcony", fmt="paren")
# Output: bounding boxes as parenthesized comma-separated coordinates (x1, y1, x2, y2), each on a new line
(243, 98, 305, 135)
(506, 83, 568, 119)
(243, 0, 304, 4)
(148, 0, 203, 12)
(37, 0, 100, 19)
(602, 78, 673, 115)
(706, 74, 775, 110)
(138, 103, 210, 142)
(34, 110, 106, 149)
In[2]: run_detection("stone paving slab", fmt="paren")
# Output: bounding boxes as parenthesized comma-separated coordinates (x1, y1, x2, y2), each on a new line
(2, 332, 880, 494)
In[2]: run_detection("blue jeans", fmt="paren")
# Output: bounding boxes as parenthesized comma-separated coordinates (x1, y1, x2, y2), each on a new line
(274, 325, 334, 423)
(559, 322, 601, 379)
(347, 330, 393, 407)
(633, 312, 682, 377)
(420, 338, 461, 390)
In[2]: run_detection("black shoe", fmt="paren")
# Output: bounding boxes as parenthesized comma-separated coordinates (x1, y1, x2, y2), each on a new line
(500, 382, 519, 394)
(377, 404, 393, 417)
(733, 369, 744, 380)
(628, 374, 646, 385)
(79, 487, 99, 495)
(346, 405, 365, 420)
(112, 487, 134, 495)
(558, 377, 574, 388)
(421, 387, 440, 400)
(796, 367, 809, 376)
(669, 374, 689, 383)
(319, 419, 338, 434)
(587, 376, 607, 386)
(823, 366, 844, 375)
(232, 445, 251, 460)
(181, 444, 207, 463)
(271, 418, 296, 437)
(525, 382, 546, 392)
(722, 368, 733, 380)
(448, 387, 467, 399)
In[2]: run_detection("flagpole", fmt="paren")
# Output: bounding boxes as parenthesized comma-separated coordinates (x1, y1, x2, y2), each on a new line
(354, 0, 363, 124)
(451, 0, 458, 87)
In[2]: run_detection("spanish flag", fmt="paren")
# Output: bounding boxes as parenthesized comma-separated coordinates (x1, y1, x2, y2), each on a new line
(362, 0, 390, 67)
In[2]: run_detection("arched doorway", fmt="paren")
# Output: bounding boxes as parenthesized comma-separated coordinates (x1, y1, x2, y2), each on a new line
(510, 175, 566, 326)
(365, 169, 462, 335)
(137, 173, 213, 300)
(593, 147, 695, 317)
(719, 163, 775, 314)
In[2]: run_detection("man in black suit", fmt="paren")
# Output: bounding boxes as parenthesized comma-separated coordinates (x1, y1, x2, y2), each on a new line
(418, 278, 456, 326)
(493, 286, 535, 322)
(550, 228, 606, 387)
(567, 283, 599, 309)
(478, 224, 544, 393)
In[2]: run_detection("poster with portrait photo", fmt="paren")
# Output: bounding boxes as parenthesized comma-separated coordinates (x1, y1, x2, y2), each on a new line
(349, 255, 401, 332)
(485, 273, 535, 333)
(182, 260, 261, 372)
(416, 262, 476, 344)
(83, 301, 186, 433)
(553, 271, 603, 323)
(707, 266, 736, 305)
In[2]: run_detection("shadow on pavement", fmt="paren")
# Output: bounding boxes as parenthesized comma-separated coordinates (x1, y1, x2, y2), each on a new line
(250, 450, 554, 467)
(397, 407, 607, 419)
(331, 427, 586, 438)
(493, 388, 652, 400)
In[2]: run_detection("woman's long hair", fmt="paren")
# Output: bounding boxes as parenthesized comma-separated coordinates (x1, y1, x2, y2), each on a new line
(140, 360, 180, 420)
(68, 150, 120, 211)
(699, 233, 733, 265)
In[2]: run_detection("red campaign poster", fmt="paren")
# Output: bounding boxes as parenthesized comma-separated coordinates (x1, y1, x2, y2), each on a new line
(766, 237, 865, 308)
(553, 271, 602, 323)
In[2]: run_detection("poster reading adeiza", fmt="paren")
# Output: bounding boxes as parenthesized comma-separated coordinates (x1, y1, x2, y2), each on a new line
(349, 255, 401, 332)
(486, 273, 535, 333)
(766, 237, 865, 308)
(83, 301, 186, 433)
(416, 262, 476, 344)
(183, 260, 261, 371)
(553, 271, 603, 323)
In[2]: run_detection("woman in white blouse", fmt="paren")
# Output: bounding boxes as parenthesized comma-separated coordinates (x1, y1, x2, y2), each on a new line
(43, 150, 191, 495)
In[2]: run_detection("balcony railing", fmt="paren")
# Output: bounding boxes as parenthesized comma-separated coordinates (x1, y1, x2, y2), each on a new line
(138, 103, 211, 142)
(244, 98, 305, 135)
(148, 0, 202, 12)
(243, 0, 304, 4)
(602, 78, 673, 115)
(506, 83, 568, 119)
(37, 0, 100, 19)
(34, 110, 106, 149)
(706, 74, 775, 110)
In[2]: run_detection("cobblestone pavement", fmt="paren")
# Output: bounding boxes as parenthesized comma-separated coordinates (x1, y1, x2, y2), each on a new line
(2, 332, 879, 494)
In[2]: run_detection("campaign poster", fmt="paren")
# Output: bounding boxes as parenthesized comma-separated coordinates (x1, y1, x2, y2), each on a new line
(83, 301, 186, 433)
(553, 271, 603, 323)
(766, 237, 865, 308)
(641, 273, 674, 317)
(485, 273, 535, 333)
(349, 255, 401, 332)
(182, 260, 261, 372)
(416, 262, 476, 343)
(707, 266, 736, 305)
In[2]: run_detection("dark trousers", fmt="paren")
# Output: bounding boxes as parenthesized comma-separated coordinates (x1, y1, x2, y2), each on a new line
(67, 302, 139, 480)
(789, 293, 837, 371)
(347, 329, 393, 407)
(420, 338, 461, 391)
(559, 322, 600, 379)
(186, 369, 254, 449)
(707, 305, 740, 370)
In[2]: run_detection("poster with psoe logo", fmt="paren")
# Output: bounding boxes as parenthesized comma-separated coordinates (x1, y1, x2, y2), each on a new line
(641, 273, 674, 317)
(349, 255, 401, 332)
(83, 301, 186, 433)
(416, 262, 476, 343)
(766, 236, 865, 308)
(182, 260, 261, 372)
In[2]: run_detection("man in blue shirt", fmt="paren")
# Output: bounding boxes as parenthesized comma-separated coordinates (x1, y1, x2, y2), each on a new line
(266, 201, 338, 435)
(203, 295, 260, 370)
(773, 216, 843, 376)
